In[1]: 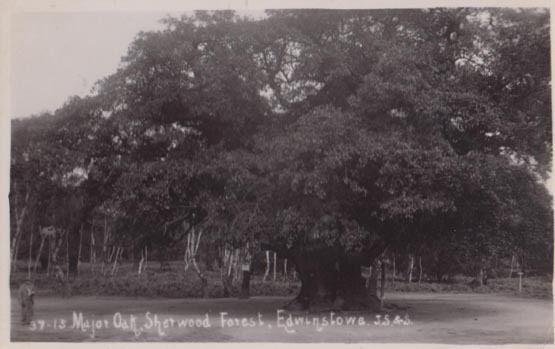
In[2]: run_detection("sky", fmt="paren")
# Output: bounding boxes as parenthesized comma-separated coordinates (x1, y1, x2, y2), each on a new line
(10, 12, 169, 119)
(10, 11, 267, 119)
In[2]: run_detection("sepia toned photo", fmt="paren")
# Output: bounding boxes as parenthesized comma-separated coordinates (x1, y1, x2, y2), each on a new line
(6, 4, 553, 344)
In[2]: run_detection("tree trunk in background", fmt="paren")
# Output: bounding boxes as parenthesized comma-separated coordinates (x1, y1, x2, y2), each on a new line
(68, 214, 92, 277)
(367, 261, 378, 302)
(111, 247, 123, 276)
(101, 216, 108, 274)
(273, 252, 277, 281)
(11, 185, 30, 273)
(47, 238, 52, 276)
(477, 267, 484, 287)
(77, 226, 83, 278)
(11, 228, 23, 273)
(380, 259, 386, 305)
(418, 256, 423, 286)
(33, 231, 46, 274)
(407, 255, 414, 283)
(27, 228, 34, 280)
(240, 269, 251, 299)
(50, 230, 64, 274)
(479, 257, 489, 286)
(65, 229, 70, 281)
(233, 248, 243, 280)
(90, 225, 96, 275)
(509, 253, 515, 278)
(392, 254, 396, 284)
(221, 248, 234, 297)
(263, 250, 270, 282)
(204, 246, 216, 272)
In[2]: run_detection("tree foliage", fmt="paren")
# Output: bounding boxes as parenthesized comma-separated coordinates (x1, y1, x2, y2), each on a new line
(10, 8, 552, 304)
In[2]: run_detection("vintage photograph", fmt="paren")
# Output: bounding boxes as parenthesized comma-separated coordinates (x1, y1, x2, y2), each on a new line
(7, 6, 553, 344)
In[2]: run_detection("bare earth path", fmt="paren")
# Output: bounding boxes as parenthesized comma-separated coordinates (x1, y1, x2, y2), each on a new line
(10, 292, 553, 344)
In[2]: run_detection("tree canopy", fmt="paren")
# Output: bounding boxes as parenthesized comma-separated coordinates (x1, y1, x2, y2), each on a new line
(10, 8, 552, 309)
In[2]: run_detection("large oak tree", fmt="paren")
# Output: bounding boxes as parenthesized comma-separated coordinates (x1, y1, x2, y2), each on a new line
(10, 9, 552, 310)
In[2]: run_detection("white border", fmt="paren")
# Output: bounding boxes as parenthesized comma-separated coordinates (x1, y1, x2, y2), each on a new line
(1, 1, 553, 349)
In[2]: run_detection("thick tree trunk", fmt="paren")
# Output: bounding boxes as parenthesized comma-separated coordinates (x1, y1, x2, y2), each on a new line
(285, 249, 382, 311)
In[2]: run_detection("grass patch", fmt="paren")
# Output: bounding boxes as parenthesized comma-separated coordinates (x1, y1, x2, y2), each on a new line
(387, 276, 552, 299)
(10, 261, 551, 299)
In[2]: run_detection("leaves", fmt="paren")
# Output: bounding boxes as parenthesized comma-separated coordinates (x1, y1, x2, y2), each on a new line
(10, 9, 552, 268)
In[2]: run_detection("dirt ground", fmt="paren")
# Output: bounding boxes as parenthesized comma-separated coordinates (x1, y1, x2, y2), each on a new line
(10, 292, 553, 344)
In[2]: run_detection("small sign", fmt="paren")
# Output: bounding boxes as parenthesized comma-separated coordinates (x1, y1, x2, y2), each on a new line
(241, 264, 250, 271)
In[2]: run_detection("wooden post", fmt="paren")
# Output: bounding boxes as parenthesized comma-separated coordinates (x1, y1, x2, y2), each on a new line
(283, 258, 288, 281)
(518, 271, 523, 293)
